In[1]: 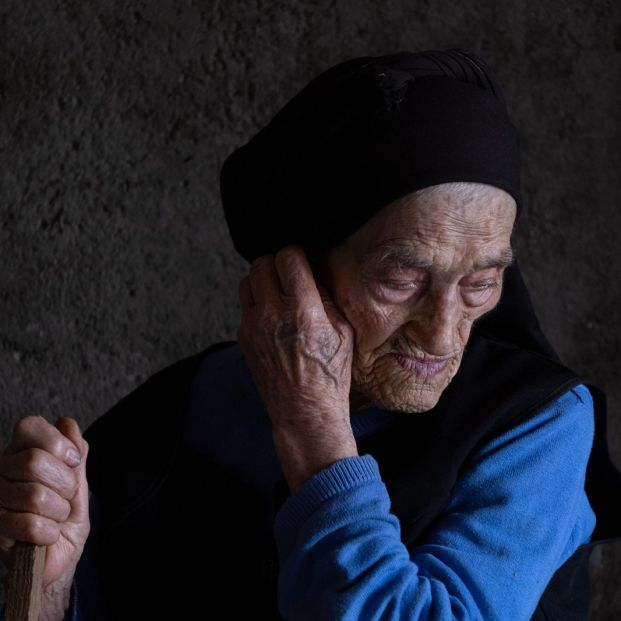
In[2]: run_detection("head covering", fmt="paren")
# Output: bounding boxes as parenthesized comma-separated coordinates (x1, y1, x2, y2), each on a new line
(220, 48, 521, 264)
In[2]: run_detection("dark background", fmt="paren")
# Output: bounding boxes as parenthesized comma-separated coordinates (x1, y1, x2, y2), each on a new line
(1, 0, 619, 617)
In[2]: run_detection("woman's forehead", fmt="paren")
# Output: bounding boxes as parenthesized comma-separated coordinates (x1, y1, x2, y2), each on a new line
(359, 242, 515, 273)
(350, 183, 517, 252)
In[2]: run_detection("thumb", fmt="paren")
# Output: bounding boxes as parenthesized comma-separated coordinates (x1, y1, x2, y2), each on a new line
(54, 417, 90, 524)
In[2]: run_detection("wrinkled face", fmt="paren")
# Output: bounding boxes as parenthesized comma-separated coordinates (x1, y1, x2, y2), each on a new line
(316, 182, 517, 414)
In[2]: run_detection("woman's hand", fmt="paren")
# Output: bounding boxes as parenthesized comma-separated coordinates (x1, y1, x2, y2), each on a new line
(237, 245, 358, 492)
(0, 415, 90, 618)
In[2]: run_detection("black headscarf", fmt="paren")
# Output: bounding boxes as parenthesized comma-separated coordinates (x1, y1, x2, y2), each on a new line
(219, 49, 556, 360)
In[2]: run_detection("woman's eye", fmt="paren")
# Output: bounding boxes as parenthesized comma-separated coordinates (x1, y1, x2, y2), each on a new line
(371, 279, 426, 301)
(469, 280, 498, 291)
(383, 280, 422, 290)
(462, 281, 500, 305)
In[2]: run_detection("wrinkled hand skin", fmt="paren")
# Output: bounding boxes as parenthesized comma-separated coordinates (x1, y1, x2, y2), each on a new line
(238, 246, 359, 492)
(0, 415, 90, 620)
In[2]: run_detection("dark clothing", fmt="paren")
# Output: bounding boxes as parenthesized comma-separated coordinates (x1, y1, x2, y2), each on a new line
(66, 332, 620, 619)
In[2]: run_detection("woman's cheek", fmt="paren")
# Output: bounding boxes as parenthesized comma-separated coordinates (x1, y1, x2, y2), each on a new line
(343, 292, 403, 349)
(363, 300, 409, 348)
(457, 316, 475, 346)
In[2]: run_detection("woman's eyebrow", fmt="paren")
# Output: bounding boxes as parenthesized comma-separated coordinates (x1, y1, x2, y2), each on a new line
(471, 247, 515, 271)
(363, 245, 515, 271)
(365, 246, 433, 270)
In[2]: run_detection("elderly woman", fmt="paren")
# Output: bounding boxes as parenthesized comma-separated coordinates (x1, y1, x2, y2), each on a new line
(0, 49, 618, 621)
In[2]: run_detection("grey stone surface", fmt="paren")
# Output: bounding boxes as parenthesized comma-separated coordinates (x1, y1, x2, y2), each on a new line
(0, 0, 619, 617)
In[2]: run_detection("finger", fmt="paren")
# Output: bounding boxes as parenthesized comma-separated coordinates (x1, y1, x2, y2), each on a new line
(0, 450, 78, 501)
(54, 418, 90, 525)
(0, 508, 60, 546)
(238, 276, 254, 314)
(274, 246, 323, 305)
(54, 417, 87, 463)
(0, 478, 71, 522)
(5, 415, 82, 468)
(317, 284, 344, 316)
(317, 285, 354, 339)
(248, 254, 283, 306)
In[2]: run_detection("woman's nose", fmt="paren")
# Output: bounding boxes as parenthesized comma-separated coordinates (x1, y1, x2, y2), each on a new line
(403, 290, 462, 357)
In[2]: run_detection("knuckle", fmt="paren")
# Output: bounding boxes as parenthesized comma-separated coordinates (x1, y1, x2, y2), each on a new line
(14, 415, 44, 437)
(22, 447, 45, 473)
(275, 247, 299, 270)
(295, 305, 319, 326)
(22, 515, 45, 542)
(28, 483, 49, 511)
(25, 518, 59, 545)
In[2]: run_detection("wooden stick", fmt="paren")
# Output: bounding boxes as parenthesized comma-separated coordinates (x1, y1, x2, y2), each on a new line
(5, 543, 46, 621)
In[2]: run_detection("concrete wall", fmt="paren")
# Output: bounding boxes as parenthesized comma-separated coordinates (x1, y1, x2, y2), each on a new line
(1, 0, 619, 617)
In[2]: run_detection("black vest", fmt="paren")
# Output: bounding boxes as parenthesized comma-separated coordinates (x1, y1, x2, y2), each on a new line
(79, 333, 620, 620)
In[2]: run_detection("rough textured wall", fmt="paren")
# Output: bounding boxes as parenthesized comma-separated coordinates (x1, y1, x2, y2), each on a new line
(1, 0, 619, 617)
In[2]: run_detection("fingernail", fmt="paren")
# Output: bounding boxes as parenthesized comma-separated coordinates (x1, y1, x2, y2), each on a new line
(66, 448, 82, 466)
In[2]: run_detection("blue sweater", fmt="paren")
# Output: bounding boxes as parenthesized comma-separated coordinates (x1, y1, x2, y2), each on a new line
(272, 389, 595, 620)
(4, 345, 595, 621)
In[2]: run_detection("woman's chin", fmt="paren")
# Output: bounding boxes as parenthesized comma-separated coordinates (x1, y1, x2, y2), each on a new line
(352, 353, 460, 413)
(377, 388, 443, 414)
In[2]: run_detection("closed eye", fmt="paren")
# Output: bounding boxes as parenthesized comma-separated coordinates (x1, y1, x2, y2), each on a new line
(461, 280, 500, 306)
(383, 280, 424, 290)
(465, 280, 499, 290)
(369, 278, 427, 302)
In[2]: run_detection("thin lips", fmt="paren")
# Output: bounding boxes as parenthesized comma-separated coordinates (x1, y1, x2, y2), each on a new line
(393, 353, 452, 376)
(393, 351, 453, 364)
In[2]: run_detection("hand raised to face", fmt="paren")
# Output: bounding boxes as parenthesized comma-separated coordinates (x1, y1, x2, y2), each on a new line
(237, 245, 355, 436)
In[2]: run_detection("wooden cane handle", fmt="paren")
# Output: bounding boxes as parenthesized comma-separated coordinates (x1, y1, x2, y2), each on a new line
(5, 543, 46, 621)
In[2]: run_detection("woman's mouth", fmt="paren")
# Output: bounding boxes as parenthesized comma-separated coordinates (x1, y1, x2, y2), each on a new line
(392, 353, 451, 377)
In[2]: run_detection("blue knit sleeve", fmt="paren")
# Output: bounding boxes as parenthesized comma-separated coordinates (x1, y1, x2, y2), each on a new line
(273, 384, 597, 621)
